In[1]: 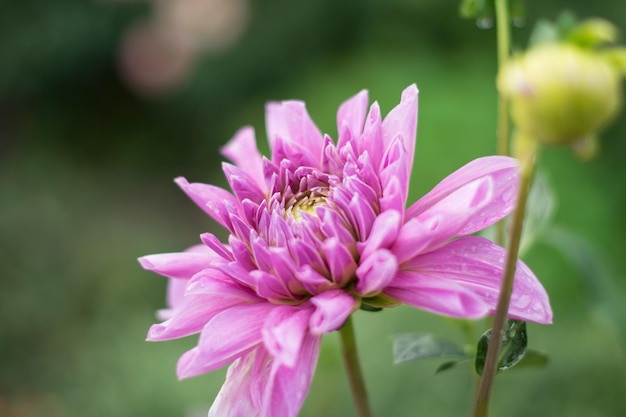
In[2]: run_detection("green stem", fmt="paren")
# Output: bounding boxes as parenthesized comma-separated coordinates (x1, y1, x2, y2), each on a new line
(494, 0, 511, 247)
(339, 316, 373, 417)
(472, 140, 538, 417)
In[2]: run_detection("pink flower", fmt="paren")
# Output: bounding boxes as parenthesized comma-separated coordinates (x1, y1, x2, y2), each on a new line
(139, 85, 552, 417)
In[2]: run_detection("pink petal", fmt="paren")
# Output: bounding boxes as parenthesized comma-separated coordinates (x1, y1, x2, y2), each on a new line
(223, 162, 267, 203)
(358, 209, 402, 259)
(406, 156, 520, 236)
(266, 100, 324, 168)
(177, 303, 274, 378)
(384, 273, 490, 319)
(356, 249, 398, 297)
(261, 332, 321, 417)
(208, 347, 271, 417)
(149, 271, 259, 341)
(262, 305, 314, 368)
(138, 249, 216, 280)
(378, 137, 409, 213)
(175, 177, 239, 231)
(402, 236, 552, 324)
(381, 84, 418, 175)
(360, 102, 384, 169)
(148, 293, 243, 341)
(336, 89, 369, 147)
(156, 277, 188, 320)
(221, 126, 267, 192)
(390, 215, 441, 264)
(322, 237, 357, 286)
(309, 289, 358, 335)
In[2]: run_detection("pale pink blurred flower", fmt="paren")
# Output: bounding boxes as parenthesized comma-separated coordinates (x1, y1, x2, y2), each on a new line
(139, 85, 552, 417)
(118, 0, 249, 94)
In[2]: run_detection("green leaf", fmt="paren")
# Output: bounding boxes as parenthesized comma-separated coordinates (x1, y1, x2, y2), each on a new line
(514, 349, 549, 370)
(475, 320, 528, 375)
(435, 359, 471, 374)
(393, 333, 469, 364)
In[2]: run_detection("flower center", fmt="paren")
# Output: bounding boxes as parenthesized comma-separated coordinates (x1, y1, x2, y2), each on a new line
(286, 187, 329, 221)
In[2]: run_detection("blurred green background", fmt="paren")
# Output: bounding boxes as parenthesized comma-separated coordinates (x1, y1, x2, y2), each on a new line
(1, 0, 625, 416)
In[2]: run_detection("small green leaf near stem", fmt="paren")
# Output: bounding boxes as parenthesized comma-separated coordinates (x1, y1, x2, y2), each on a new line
(339, 316, 374, 417)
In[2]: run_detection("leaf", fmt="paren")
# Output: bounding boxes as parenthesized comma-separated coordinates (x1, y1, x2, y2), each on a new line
(475, 320, 528, 375)
(514, 349, 549, 370)
(435, 359, 471, 374)
(519, 173, 556, 256)
(393, 333, 469, 364)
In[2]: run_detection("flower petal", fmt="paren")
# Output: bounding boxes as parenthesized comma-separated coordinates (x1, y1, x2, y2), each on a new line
(381, 84, 418, 175)
(223, 162, 267, 203)
(177, 303, 274, 378)
(384, 273, 490, 319)
(261, 332, 321, 417)
(266, 100, 324, 168)
(208, 347, 271, 417)
(221, 126, 267, 192)
(309, 289, 357, 335)
(337, 89, 369, 147)
(175, 177, 238, 231)
(262, 305, 314, 368)
(401, 236, 552, 323)
(358, 209, 402, 259)
(356, 249, 398, 296)
(403, 174, 496, 251)
(138, 246, 216, 280)
(406, 156, 520, 236)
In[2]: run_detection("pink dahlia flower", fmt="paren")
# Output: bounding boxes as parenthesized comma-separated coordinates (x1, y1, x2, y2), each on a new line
(139, 85, 552, 417)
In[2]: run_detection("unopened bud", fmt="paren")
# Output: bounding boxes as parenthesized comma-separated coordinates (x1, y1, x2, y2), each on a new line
(498, 43, 623, 147)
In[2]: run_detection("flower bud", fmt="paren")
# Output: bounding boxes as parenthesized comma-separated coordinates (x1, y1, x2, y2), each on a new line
(498, 43, 623, 146)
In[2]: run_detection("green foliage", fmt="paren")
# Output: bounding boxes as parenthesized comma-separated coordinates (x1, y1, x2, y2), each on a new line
(393, 333, 470, 364)
(475, 320, 528, 375)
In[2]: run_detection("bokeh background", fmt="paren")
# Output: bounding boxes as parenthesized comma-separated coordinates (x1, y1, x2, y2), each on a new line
(2, 0, 625, 416)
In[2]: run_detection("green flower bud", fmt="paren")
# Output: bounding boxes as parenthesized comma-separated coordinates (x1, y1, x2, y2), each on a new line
(498, 43, 623, 147)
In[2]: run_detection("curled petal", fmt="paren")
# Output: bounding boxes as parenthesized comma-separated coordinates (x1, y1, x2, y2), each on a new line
(266, 100, 324, 168)
(337, 89, 369, 148)
(309, 289, 357, 335)
(356, 249, 398, 296)
(175, 177, 238, 231)
(381, 84, 418, 175)
(221, 126, 267, 192)
(406, 156, 520, 236)
(322, 237, 357, 286)
(223, 162, 267, 204)
(359, 209, 402, 259)
(138, 247, 215, 280)
(402, 236, 552, 324)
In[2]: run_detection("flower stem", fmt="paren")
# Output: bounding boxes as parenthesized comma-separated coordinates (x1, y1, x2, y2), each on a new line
(472, 139, 538, 417)
(495, 0, 511, 247)
(339, 316, 373, 417)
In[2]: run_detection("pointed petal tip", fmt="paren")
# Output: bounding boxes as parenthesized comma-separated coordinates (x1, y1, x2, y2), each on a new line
(403, 83, 419, 98)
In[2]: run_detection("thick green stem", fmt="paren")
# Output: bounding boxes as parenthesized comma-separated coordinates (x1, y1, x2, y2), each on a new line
(472, 140, 538, 417)
(494, 0, 511, 247)
(339, 316, 373, 417)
